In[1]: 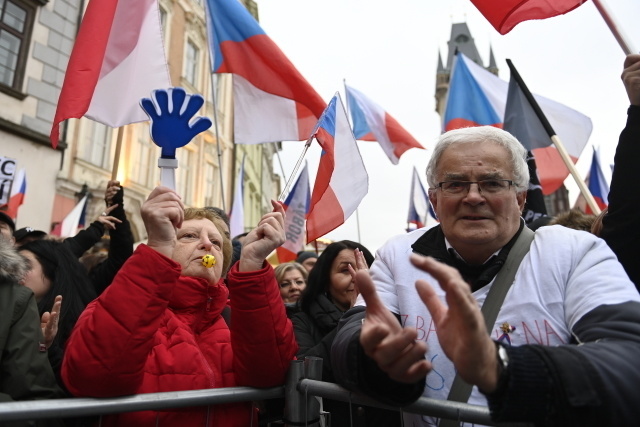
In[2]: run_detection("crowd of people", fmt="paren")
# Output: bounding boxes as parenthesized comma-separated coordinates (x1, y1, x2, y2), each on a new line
(1, 54, 640, 426)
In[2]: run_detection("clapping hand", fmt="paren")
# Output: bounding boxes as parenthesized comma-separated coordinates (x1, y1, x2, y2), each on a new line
(238, 201, 286, 272)
(412, 254, 498, 392)
(356, 269, 431, 383)
(140, 87, 212, 159)
(41, 295, 62, 349)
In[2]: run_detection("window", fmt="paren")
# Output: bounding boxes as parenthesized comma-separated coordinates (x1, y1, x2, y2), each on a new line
(177, 148, 193, 205)
(159, 6, 167, 34)
(184, 40, 199, 86)
(133, 125, 153, 185)
(81, 121, 112, 168)
(0, 0, 35, 95)
(204, 161, 219, 207)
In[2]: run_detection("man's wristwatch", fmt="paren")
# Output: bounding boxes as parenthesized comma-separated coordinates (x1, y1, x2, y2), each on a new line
(493, 341, 510, 395)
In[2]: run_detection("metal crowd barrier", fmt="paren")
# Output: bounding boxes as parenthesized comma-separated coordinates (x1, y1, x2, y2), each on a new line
(0, 358, 493, 426)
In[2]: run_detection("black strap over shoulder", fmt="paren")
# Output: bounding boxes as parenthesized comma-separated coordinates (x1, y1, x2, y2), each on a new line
(440, 227, 535, 427)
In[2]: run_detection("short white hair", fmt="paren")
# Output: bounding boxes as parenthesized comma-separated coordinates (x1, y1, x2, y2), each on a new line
(426, 126, 529, 191)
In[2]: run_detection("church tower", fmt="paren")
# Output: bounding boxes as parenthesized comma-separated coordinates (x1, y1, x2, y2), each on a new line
(434, 23, 498, 119)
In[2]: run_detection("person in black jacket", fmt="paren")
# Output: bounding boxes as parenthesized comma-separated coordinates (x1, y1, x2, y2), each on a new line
(599, 53, 640, 288)
(78, 180, 134, 295)
(292, 240, 402, 427)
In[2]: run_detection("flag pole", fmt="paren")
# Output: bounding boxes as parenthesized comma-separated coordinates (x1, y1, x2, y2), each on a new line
(279, 101, 334, 202)
(506, 59, 601, 215)
(343, 78, 363, 243)
(591, 0, 637, 55)
(278, 136, 313, 202)
(209, 73, 227, 211)
(111, 126, 125, 180)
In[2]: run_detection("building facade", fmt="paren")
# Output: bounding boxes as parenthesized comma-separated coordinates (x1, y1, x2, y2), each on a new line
(1, 0, 281, 243)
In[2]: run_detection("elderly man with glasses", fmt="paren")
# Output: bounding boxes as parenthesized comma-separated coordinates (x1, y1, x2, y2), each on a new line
(331, 126, 640, 426)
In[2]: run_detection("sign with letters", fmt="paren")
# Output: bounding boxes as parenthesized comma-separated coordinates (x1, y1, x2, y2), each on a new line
(0, 156, 17, 205)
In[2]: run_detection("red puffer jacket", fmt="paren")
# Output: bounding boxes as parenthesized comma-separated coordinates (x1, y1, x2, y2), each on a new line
(62, 244, 297, 426)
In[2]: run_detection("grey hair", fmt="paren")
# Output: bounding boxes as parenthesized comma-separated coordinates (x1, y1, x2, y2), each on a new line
(0, 237, 29, 283)
(426, 126, 529, 191)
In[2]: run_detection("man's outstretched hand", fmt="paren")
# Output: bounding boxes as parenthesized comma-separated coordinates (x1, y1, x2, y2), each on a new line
(411, 254, 499, 393)
(357, 269, 431, 383)
(140, 87, 212, 158)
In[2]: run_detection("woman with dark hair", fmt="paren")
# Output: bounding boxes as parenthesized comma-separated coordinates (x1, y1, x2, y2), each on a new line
(292, 240, 401, 426)
(18, 239, 97, 386)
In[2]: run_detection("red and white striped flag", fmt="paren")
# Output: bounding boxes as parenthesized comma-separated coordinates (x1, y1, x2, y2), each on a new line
(50, 0, 171, 148)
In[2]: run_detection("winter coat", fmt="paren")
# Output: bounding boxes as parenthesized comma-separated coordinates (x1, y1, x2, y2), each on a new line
(0, 254, 64, 426)
(293, 294, 401, 427)
(62, 244, 297, 426)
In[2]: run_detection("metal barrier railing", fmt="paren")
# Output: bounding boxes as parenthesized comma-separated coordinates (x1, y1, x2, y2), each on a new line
(0, 358, 493, 425)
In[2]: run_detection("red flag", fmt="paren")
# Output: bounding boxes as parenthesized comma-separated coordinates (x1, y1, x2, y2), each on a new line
(50, 0, 170, 148)
(471, 0, 587, 35)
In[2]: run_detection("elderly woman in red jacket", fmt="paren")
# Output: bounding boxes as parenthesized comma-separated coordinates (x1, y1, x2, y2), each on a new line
(62, 186, 297, 426)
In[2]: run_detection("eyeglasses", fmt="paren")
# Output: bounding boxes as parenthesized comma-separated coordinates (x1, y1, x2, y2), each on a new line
(279, 279, 306, 288)
(435, 179, 516, 196)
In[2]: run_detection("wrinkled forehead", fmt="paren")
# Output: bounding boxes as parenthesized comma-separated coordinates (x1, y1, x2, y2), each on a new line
(436, 141, 512, 178)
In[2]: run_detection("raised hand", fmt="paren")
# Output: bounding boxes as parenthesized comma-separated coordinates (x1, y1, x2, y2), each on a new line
(238, 200, 286, 272)
(96, 203, 122, 231)
(141, 186, 185, 259)
(357, 269, 431, 383)
(347, 248, 369, 307)
(41, 295, 62, 349)
(622, 54, 640, 106)
(140, 87, 213, 158)
(104, 180, 121, 207)
(411, 254, 498, 392)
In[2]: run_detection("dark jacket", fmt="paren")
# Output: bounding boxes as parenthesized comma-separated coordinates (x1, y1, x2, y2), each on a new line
(0, 241, 64, 426)
(601, 105, 640, 288)
(293, 295, 401, 427)
(65, 187, 134, 296)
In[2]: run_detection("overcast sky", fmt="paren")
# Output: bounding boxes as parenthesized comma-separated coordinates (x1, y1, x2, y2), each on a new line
(257, 0, 640, 253)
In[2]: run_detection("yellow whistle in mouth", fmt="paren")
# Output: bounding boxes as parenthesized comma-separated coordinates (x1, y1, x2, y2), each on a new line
(201, 254, 216, 268)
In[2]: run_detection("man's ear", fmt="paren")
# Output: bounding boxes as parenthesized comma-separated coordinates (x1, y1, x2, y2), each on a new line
(429, 190, 438, 213)
(516, 191, 527, 212)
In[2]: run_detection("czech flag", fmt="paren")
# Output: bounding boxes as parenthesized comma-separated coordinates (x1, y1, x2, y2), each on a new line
(4, 168, 26, 219)
(276, 163, 310, 263)
(50, 0, 171, 148)
(51, 194, 89, 238)
(204, 0, 326, 144)
(444, 53, 592, 195)
(407, 167, 436, 230)
(471, 0, 586, 35)
(587, 149, 609, 214)
(345, 84, 424, 164)
(307, 93, 368, 242)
